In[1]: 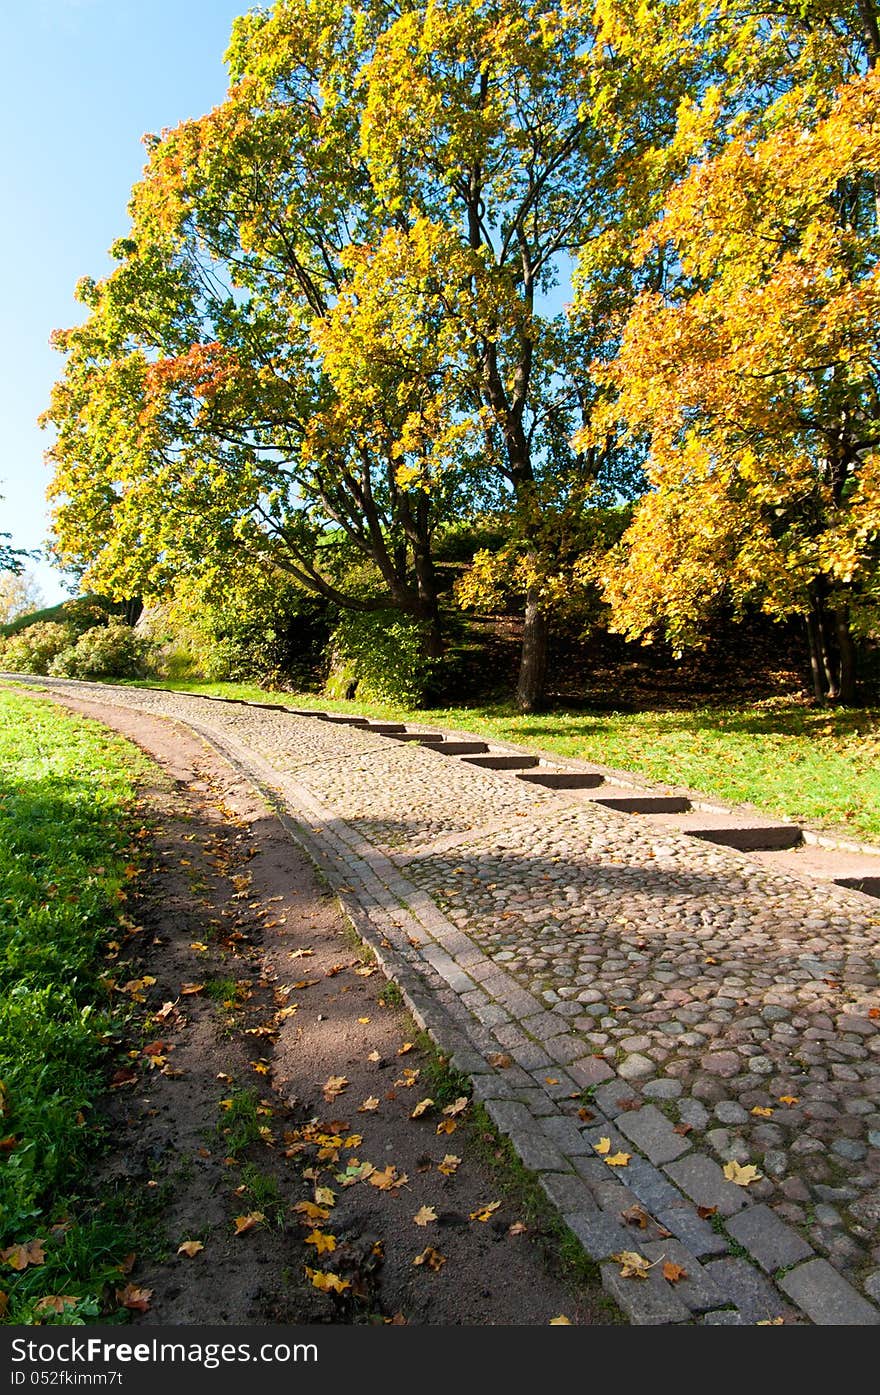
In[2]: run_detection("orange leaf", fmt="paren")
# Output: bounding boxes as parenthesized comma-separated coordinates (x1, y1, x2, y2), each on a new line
(306, 1268, 350, 1294)
(469, 1201, 501, 1222)
(662, 1261, 688, 1284)
(1, 1240, 45, 1271)
(304, 1230, 337, 1255)
(115, 1283, 153, 1312)
(34, 1295, 79, 1315)
(413, 1246, 445, 1271)
(436, 1119, 457, 1135)
(233, 1212, 265, 1234)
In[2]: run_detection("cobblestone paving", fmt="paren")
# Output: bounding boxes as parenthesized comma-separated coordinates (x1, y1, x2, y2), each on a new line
(16, 678, 880, 1325)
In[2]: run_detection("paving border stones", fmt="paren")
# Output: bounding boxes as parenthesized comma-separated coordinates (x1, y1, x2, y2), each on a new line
(9, 675, 880, 1327)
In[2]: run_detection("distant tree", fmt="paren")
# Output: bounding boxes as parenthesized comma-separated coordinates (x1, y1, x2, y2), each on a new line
(0, 572, 45, 626)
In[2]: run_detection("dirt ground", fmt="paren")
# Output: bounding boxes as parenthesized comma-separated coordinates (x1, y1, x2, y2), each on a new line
(50, 695, 615, 1327)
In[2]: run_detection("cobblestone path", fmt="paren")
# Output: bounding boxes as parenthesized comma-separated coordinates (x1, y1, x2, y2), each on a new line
(16, 678, 880, 1325)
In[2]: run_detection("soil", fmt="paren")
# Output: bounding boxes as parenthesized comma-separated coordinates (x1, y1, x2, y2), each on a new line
(50, 695, 615, 1327)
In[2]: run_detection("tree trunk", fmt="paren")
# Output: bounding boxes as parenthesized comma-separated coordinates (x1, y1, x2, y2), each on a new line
(516, 584, 548, 713)
(806, 593, 858, 703)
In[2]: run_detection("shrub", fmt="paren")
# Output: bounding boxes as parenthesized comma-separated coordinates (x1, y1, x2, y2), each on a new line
(0, 621, 76, 674)
(48, 619, 152, 680)
(326, 611, 437, 706)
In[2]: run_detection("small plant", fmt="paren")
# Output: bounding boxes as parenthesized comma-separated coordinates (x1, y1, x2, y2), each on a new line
(0, 620, 75, 674)
(48, 618, 153, 680)
(219, 1088, 263, 1154)
(239, 1163, 285, 1226)
(377, 980, 403, 1008)
(326, 611, 438, 706)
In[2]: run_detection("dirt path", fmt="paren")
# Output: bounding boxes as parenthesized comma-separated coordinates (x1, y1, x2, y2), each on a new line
(54, 695, 613, 1326)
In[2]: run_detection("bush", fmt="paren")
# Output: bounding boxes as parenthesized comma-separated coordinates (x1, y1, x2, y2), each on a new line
(0, 621, 76, 674)
(48, 619, 152, 680)
(326, 611, 437, 706)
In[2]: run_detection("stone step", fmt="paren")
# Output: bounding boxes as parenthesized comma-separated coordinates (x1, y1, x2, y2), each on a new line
(321, 714, 371, 726)
(638, 807, 803, 851)
(245, 700, 290, 711)
(421, 740, 490, 755)
(749, 844, 880, 898)
(285, 708, 328, 718)
(517, 770, 605, 789)
(461, 754, 540, 770)
(364, 722, 407, 733)
(386, 731, 445, 743)
(566, 783, 692, 813)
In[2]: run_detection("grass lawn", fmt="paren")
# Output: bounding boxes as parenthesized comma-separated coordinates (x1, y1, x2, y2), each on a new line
(0, 689, 154, 1324)
(137, 679, 880, 843)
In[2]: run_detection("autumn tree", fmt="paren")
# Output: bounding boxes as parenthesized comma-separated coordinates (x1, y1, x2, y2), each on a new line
(45, 0, 467, 660)
(580, 0, 880, 702)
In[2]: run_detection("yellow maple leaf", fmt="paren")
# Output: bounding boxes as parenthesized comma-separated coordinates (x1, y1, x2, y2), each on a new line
(593, 1137, 612, 1155)
(322, 1075, 348, 1100)
(549, 1315, 571, 1324)
(294, 1201, 330, 1222)
(611, 1250, 652, 1280)
(314, 1187, 336, 1207)
(369, 1165, 407, 1191)
(723, 1161, 762, 1186)
(306, 1268, 350, 1294)
(470, 1200, 501, 1222)
(358, 1096, 380, 1112)
(437, 1154, 461, 1176)
(411, 1098, 434, 1119)
(398, 1042, 415, 1055)
(413, 1206, 438, 1227)
(436, 1119, 457, 1135)
(304, 1230, 337, 1255)
(751, 1106, 774, 1117)
(605, 1152, 631, 1167)
(176, 1240, 204, 1258)
(778, 1095, 800, 1106)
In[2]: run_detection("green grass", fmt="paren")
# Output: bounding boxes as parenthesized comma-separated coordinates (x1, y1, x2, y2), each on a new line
(0, 689, 154, 1324)
(135, 678, 880, 842)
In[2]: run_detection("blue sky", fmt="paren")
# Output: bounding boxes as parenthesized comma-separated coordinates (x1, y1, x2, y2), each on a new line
(1, 0, 247, 604)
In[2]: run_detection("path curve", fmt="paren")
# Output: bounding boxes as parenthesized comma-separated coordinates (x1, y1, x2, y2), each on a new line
(9, 676, 880, 1326)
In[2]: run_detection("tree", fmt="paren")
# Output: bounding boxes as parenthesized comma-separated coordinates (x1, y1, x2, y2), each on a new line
(0, 572, 45, 626)
(44, 0, 467, 660)
(585, 14, 880, 702)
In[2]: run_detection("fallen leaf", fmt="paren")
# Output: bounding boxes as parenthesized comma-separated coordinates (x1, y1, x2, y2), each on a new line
(306, 1268, 350, 1294)
(442, 1097, 469, 1117)
(369, 1166, 406, 1191)
(508, 1221, 527, 1235)
(549, 1315, 571, 1324)
(358, 1017, 371, 1024)
(398, 1042, 415, 1056)
(697, 1205, 717, 1220)
(470, 1201, 501, 1223)
(663, 1261, 688, 1284)
(115, 1283, 152, 1312)
(621, 1205, 651, 1230)
(545, 1077, 559, 1086)
(756, 1317, 785, 1325)
(751, 1107, 774, 1118)
(304, 1230, 337, 1255)
(413, 1246, 445, 1271)
(723, 1161, 762, 1187)
(605, 1152, 631, 1168)
(413, 1206, 438, 1227)
(488, 1053, 513, 1068)
(778, 1095, 800, 1106)
(577, 1107, 595, 1123)
(233, 1212, 265, 1235)
(314, 1186, 336, 1207)
(358, 1097, 380, 1112)
(189, 942, 209, 953)
(411, 1098, 434, 1119)
(0, 1136, 17, 1153)
(616, 1098, 641, 1112)
(437, 1154, 461, 1176)
(869, 1009, 880, 1021)
(436, 1120, 457, 1135)
(593, 1137, 612, 1156)
(611, 1251, 652, 1280)
(176, 1240, 204, 1258)
(34, 1295, 79, 1315)
(673, 1122, 693, 1136)
(1, 1240, 45, 1271)
(323, 1076, 348, 1101)
(395, 1068, 420, 1088)
(367, 1051, 381, 1064)
(294, 1201, 331, 1222)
